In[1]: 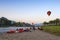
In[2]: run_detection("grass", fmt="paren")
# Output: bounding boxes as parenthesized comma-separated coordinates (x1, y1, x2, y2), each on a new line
(42, 26, 60, 36)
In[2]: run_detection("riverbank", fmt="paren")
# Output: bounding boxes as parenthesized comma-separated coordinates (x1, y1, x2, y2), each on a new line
(42, 26, 60, 36)
(0, 30, 60, 40)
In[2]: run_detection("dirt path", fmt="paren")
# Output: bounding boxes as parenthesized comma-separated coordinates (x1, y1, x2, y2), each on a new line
(0, 30, 60, 40)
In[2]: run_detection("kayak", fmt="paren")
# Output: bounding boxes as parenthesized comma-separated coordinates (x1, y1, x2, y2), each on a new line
(7, 30, 16, 33)
(24, 28, 30, 32)
(18, 30, 24, 33)
(18, 28, 24, 33)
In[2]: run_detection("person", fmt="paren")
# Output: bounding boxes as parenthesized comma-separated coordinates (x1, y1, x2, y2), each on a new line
(33, 26, 35, 30)
(16, 28, 19, 31)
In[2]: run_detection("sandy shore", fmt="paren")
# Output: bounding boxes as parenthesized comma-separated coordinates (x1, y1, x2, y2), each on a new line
(0, 30, 60, 40)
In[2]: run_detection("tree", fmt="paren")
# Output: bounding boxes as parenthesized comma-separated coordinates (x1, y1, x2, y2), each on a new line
(43, 21, 48, 26)
(48, 20, 55, 25)
(0, 17, 13, 27)
(0, 17, 32, 27)
(54, 18, 60, 25)
(43, 18, 60, 26)
(16, 22, 23, 26)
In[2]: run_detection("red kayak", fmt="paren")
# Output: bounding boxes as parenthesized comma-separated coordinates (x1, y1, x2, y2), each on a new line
(7, 30, 16, 33)
(18, 28, 24, 33)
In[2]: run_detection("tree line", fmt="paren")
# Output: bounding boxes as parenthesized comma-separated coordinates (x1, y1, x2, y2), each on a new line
(43, 18, 60, 26)
(0, 17, 32, 27)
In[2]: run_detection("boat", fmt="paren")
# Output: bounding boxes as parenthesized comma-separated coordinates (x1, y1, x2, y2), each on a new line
(18, 28, 24, 33)
(7, 30, 16, 33)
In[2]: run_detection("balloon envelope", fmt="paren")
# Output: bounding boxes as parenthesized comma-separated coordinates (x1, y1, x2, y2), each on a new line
(32, 22, 34, 24)
(47, 11, 51, 16)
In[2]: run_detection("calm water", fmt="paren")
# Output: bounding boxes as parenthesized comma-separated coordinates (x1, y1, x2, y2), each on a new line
(0, 27, 38, 33)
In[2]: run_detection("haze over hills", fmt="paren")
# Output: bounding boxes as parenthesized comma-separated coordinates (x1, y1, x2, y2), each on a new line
(34, 23, 43, 27)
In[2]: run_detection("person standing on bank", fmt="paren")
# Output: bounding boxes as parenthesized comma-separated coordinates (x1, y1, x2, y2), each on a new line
(32, 23, 35, 30)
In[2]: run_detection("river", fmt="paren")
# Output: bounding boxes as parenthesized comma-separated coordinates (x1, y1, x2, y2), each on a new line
(0, 27, 38, 33)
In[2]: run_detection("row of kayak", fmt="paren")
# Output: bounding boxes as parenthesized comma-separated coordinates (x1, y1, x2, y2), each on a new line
(6, 27, 43, 34)
(7, 28, 31, 33)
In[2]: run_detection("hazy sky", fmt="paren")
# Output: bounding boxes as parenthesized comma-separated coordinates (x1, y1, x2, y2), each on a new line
(0, 0, 60, 23)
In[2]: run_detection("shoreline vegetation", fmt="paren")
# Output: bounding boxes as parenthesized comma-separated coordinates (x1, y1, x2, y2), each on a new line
(42, 18, 60, 36)
(0, 17, 33, 27)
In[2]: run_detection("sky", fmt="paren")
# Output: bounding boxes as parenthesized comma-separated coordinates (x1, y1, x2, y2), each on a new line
(0, 0, 60, 24)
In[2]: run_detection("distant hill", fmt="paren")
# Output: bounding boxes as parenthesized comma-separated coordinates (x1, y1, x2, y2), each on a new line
(34, 23, 43, 27)
(0, 17, 32, 27)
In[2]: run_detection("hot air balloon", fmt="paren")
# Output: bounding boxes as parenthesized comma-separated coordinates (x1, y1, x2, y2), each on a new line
(32, 22, 34, 25)
(47, 11, 51, 16)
